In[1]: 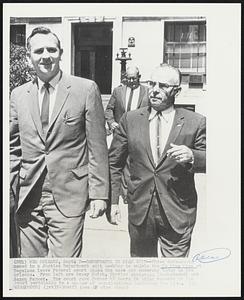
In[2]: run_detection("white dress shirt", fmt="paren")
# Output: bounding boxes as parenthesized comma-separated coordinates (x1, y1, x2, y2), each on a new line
(38, 71, 61, 121)
(149, 106, 175, 164)
(125, 85, 140, 111)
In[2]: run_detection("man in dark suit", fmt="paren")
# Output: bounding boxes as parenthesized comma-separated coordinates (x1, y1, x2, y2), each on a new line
(105, 65, 149, 203)
(10, 27, 109, 257)
(105, 65, 149, 131)
(109, 64, 206, 257)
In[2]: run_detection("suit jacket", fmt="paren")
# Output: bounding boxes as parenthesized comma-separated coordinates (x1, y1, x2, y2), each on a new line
(10, 72, 109, 217)
(109, 106, 206, 234)
(104, 84, 149, 128)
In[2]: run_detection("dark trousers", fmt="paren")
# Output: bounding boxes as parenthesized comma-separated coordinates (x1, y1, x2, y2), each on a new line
(128, 191, 193, 257)
(119, 158, 130, 203)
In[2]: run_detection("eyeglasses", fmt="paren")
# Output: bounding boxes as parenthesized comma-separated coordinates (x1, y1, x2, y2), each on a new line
(126, 77, 139, 81)
(147, 80, 179, 90)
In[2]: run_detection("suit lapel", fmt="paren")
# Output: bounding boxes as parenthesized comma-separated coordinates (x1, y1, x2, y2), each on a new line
(157, 108, 184, 167)
(137, 85, 145, 108)
(47, 73, 71, 133)
(139, 108, 156, 168)
(28, 80, 45, 143)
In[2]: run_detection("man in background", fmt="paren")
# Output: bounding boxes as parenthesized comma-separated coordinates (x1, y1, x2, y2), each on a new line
(105, 65, 149, 203)
(109, 64, 206, 257)
(10, 26, 109, 257)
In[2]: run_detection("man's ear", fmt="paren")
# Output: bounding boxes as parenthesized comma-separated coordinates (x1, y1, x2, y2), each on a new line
(26, 51, 32, 67)
(173, 86, 182, 97)
(60, 48, 64, 59)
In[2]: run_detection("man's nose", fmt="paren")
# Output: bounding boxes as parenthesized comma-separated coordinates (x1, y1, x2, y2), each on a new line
(152, 84, 160, 94)
(41, 49, 51, 59)
(152, 89, 159, 97)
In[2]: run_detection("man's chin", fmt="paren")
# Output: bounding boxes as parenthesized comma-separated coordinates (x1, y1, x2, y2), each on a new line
(39, 66, 53, 73)
(150, 102, 169, 111)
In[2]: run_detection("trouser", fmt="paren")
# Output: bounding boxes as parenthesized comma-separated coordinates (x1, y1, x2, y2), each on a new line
(128, 191, 193, 257)
(16, 169, 85, 258)
(119, 158, 130, 203)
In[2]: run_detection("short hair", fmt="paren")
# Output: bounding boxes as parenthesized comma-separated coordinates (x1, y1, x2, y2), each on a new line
(126, 65, 140, 77)
(26, 26, 61, 50)
(159, 63, 182, 84)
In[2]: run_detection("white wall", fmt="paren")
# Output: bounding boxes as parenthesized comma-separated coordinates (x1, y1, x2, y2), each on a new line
(122, 20, 163, 82)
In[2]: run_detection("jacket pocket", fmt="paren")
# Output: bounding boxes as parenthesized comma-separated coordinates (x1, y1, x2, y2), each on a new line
(63, 112, 82, 126)
(71, 164, 88, 179)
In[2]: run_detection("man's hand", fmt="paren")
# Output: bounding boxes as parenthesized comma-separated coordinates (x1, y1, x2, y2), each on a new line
(167, 143, 194, 164)
(89, 200, 107, 218)
(110, 122, 119, 131)
(109, 204, 121, 225)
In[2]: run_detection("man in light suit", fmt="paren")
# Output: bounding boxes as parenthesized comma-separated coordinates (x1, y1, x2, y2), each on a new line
(109, 64, 206, 257)
(10, 27, 109, 257)
(105, 65, 149, 203)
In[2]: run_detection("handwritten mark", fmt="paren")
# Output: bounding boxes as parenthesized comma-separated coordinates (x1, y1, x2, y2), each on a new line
(192, 248, 231, 263)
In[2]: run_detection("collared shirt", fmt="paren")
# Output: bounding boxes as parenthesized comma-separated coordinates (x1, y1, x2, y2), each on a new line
(149, 106, 175, 164)
(125, 85, 140, 111)
(38, 71, 61, 121)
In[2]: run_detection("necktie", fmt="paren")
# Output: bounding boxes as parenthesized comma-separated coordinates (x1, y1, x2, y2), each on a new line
(41, 82, 50, 134)
(126, 88, 134, 111)
(156, 111, 162, 164)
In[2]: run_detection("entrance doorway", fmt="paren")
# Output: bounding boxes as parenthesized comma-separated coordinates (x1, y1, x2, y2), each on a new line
(73, 22, 113, 94)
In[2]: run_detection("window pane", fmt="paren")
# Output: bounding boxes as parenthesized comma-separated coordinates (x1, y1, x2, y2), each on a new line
(199, 43, 206, 53)
(165, 53, 174, 66)
(174, 24, 182, 42)
(192, 53, 198, 69)
(174, 44, 181, 53)
(189, 25, 199, 41)
(191, 44, 199, 53)
(198, 53, 206, 70)
(180, 44, 192, 53)
(180, 53, 191, 68)
(164, 22, 206, 76)
(165, 43, 174, 53)
(165, 23, 175, 42)
(172, 54, 180, 68)
(199, 24, 206, 41)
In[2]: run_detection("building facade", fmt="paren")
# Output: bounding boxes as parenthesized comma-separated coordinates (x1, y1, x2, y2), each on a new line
(10, 16, 207, 114)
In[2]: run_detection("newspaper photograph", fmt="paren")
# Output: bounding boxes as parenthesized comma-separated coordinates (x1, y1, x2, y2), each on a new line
(3, 3, 241, 297)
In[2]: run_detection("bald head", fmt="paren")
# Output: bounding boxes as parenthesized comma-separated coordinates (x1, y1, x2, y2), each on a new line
(125, 65, 141, 89)
(150, 64, 181, 86)
(126, 65, 140, 77)
(148, 64, 181, 111)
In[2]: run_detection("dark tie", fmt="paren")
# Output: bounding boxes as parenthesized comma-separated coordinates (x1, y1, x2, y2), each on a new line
(156, 111, 162, 164)
(41, 82, 50, 134)
(126, 88, 134, 111)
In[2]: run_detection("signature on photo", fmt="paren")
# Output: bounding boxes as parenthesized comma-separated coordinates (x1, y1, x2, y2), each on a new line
(192, 248, 231, 263)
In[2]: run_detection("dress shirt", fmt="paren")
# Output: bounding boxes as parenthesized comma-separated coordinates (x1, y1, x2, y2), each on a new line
(125, 85, 140, 111)
(38, 71, 61, 121)
(149, 106, 175, 164)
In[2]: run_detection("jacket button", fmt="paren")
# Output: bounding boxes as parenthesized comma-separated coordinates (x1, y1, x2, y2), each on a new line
(45, 150, 49, 155)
